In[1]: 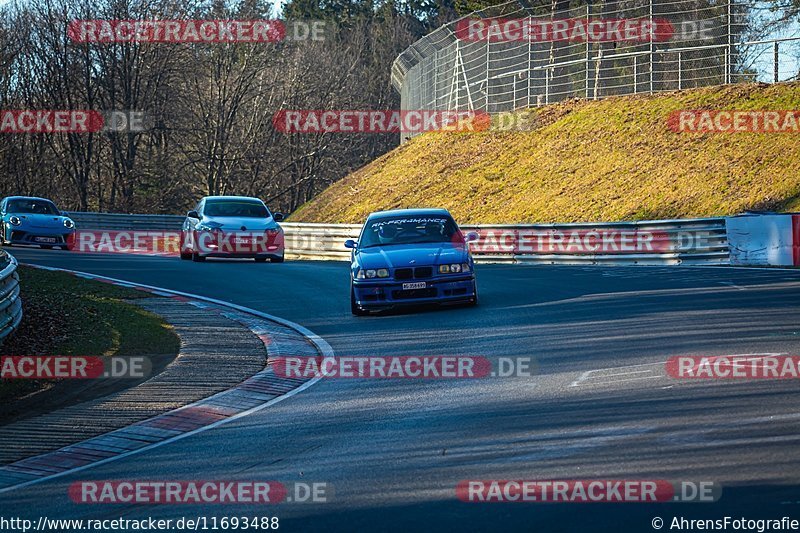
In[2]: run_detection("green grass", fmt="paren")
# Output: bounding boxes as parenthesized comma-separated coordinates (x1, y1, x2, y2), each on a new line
(0, 266, 180, 400)
(289, 82, 800, 224)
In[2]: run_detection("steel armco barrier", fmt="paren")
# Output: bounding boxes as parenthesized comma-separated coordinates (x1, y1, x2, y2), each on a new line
(464, 217, 729, 265)
(0, 251, 23, 345)
(67, 212, 729, 265)
(69, 212, 184, 231)
(281, 223, 361, 261)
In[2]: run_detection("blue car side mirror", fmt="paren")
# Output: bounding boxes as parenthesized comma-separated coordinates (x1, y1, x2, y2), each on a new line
(344, 239, 357, 249)
(465, 232, 479, 242)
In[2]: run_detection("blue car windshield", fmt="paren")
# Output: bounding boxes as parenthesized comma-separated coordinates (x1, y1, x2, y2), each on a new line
(360, 216, 463, 248)
(205, 201, 269, 218)
(7, 199, 59, 215)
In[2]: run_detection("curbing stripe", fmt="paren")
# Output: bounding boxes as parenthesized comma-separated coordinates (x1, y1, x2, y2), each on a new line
(0, 264, 335, 495)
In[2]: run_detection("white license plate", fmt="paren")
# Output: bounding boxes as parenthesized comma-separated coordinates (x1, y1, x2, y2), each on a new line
(402, 282, 426, 290)
(233, 237, 251, 244)
(34, 237, 57, 243)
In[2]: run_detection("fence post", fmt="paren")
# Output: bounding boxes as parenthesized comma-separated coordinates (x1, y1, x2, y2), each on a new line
(678, 51, 682, 90)
(727, 0, 733, 84)
(724, 48, 729, 84)
(545, 69, 550, 105)
(593, 48, 603, 100)
(513, 81, 517, 110)
(449, 39, 461, 109)
(774, 41, 779, 83)
(585, 4, 591, 99)
(633, 55, 638, 94)
(649, 0, 654, 93)
(434, 51, 439, 109)
(528, 15, 533, 107)
(485, 37, 490, 110)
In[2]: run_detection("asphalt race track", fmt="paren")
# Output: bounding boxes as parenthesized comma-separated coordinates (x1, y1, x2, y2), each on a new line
(3, 247, 800, 532)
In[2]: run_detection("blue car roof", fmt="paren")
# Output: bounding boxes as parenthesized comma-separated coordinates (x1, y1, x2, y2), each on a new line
(2, 196, 57, 203)
(367, 208, 452, 220)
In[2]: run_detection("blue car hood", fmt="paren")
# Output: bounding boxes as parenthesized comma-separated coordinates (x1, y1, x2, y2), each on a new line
(355, 242, 469, 269)
(13, 213, 66, 229)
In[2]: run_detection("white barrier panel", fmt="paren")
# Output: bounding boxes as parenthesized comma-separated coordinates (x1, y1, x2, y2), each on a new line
(726, 214, 800, 267)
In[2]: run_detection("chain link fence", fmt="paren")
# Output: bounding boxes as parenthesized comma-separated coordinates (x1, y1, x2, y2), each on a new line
(392, 0, 800, 141)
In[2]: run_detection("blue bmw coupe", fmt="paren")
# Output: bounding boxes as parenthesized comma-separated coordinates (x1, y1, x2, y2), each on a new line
(1, 196, 76, 249)
(346, 208, 479, 315)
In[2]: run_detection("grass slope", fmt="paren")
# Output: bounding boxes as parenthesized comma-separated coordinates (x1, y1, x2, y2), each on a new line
(290, 82, 800, 224)
(0, 266, 180, 404)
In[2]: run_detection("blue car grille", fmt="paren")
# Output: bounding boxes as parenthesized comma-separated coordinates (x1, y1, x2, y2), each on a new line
(393, 267, 432, 280)
(394, 268, 412, 280)
(414, 267, 433, 278)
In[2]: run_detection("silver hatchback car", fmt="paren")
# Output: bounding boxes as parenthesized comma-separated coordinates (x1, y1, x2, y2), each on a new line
(179, 196, 285, 262)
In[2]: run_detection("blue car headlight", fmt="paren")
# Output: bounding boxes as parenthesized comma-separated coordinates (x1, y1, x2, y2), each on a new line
(356, 268, 389, 279)
(63, 218, 75, 229)
(439, 263, 469, 274)
(9, 216, 21, 226)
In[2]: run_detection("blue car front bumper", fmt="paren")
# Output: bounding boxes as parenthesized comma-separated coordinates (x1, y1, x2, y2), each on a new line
(352, 274, 476, 309)
(3, 226, 74, 246)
